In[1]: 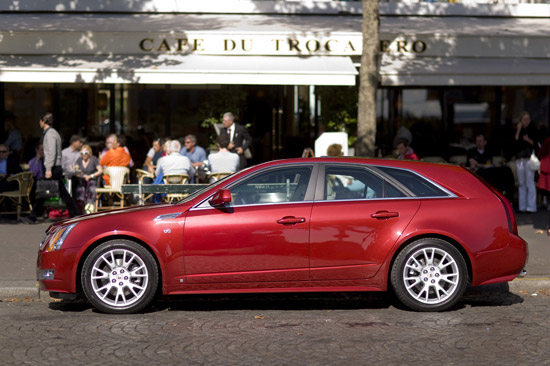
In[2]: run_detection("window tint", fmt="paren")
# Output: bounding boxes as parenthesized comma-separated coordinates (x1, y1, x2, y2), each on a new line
(230, 166, 312, 206)
(377, 167, 450, 197)
(324, 166, 405, 201)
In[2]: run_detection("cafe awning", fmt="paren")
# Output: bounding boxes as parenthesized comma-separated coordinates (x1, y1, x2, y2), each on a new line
(380, 55, 550, 86)
(0, 54, 358, 86)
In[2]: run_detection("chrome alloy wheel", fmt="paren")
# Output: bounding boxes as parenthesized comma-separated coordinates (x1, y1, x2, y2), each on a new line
(402, 247, 460, 305)
(89, 248, 149, 308)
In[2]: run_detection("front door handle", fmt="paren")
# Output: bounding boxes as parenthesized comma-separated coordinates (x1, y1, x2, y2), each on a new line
(277, 216, 306, 225)
(371, 211, 399, 219)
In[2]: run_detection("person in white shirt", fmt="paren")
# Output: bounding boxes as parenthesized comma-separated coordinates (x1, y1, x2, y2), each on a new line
(156, 140, 194, 177)
(61, 134, 83, 174)
(208, 134, 240, 174)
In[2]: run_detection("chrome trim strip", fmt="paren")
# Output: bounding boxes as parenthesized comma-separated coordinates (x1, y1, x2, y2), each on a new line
(153, 212, 183, 221)
(190, 200, 315, 211)
(190, 194, 457, 211)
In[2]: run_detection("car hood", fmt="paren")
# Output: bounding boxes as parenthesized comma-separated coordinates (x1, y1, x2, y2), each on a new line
(46, 202, 193, 230)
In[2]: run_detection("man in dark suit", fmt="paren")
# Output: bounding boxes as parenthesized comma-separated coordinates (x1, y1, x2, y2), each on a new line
(221, 112, 252, 170)
(0, 144, 22, 192)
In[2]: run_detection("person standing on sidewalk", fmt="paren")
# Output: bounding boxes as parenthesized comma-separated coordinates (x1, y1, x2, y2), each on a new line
(23, 112, 80, 223)
(514, 111, 538, 213)
(537, 136, 550, 235)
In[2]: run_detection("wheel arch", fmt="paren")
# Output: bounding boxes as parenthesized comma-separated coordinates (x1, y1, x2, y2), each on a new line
(74, 235, 163, 296)
(388, 233, 473, 286)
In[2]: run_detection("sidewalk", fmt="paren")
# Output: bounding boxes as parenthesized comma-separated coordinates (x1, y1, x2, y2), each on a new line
(0, 211, 548, 299)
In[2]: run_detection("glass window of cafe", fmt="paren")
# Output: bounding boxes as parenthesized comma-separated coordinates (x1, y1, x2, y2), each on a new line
(378, 85, 550, 160)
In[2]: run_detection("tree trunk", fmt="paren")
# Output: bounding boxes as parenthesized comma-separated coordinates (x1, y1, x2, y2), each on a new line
(356, 0, 379, 157)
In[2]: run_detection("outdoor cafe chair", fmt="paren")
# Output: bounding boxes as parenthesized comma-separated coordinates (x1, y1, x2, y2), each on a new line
(162, 174, 189, 202)
(0, 171, 34, 221)
(208, 172, 234, 183)
(135, 168, 155, 202)
(95, 166, 130, 212)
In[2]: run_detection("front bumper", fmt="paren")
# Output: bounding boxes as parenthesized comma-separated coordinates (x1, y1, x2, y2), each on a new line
(36, 247, 80, 294)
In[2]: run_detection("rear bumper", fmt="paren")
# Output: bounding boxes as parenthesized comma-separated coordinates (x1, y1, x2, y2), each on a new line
(474, 234, 528, 286)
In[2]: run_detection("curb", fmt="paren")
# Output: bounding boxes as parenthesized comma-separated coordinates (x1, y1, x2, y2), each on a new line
(1, 278, 549, 302)
(509, 277, 550, 293)
(0, 287, 51, 301)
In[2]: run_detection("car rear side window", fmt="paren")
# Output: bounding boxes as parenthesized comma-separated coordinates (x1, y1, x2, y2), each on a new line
(377, 167, 450, 197)
(324, 166, 405, 201)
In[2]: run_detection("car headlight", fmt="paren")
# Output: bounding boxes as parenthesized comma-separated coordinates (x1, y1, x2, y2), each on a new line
(44, 224, 77, 252)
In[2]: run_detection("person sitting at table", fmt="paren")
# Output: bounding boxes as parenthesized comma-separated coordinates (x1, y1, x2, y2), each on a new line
(466, 134, 492, 171)
(74, 144, 102, 213)
(395, 138, 419, 160)
(29, 143, 44, 181)
(208, 135, 239, 174)
(99, 134, 131, 186)
(28, 143, 44, 205)
(156, 140, 194, 178)
(61, 134, 83, 175)
(0, 144, 22, 193)
(99, 133, 135, 168)
(143, 138, 164, 175)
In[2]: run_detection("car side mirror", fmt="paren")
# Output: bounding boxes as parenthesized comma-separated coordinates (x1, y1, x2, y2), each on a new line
(209, 189, 232, 207)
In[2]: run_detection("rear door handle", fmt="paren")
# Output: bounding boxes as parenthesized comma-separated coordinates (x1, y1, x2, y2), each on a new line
(371, 211, 399, 219)
(277, 216, 306, 225)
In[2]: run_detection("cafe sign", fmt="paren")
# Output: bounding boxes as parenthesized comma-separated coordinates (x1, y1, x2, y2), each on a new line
(137, 34, 428, 56)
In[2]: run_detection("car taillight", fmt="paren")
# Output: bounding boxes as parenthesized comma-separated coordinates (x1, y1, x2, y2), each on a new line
(499, 194, 518, 235)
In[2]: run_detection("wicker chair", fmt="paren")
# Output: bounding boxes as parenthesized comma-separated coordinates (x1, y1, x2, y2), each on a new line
(95, 166, 130, 211)
(163, 174, 189, 202)
(0, 172, 34, 221)
(135, 168, 155, 202)
(207, 172, 234, 183)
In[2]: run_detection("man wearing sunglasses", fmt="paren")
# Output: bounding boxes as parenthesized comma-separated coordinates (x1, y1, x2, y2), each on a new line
(0, 144, 22, 193)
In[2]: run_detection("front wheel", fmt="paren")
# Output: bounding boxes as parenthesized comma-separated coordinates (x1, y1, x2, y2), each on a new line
(81, 240, 159, 314)
(391, 238, 468, 312)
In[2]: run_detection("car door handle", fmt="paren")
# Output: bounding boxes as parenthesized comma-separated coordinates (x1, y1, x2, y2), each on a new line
(277, 216, 306, 225)
(371, 211, 399, 219)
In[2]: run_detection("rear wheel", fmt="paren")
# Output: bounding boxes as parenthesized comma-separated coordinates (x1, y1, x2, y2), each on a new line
(391, 238, 467, 311)
(82, 240, 158, 314)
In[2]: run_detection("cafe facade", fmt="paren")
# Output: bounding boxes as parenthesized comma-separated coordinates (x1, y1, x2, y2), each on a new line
(1, 1, 550, 164)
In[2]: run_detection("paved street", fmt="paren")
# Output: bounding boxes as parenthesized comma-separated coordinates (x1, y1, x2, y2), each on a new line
(1, 288, 549, 366)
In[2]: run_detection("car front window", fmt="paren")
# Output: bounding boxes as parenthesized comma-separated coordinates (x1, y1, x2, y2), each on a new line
(229, 166, 313, 206)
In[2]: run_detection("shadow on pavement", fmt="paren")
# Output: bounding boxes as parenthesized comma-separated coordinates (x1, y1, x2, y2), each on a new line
(459, 282, 524, 308)
(47, 284, 524, 314)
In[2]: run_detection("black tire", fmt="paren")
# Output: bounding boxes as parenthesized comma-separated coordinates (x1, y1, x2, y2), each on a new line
(390, 238, 468, 312)
(81, 240, 159, 314)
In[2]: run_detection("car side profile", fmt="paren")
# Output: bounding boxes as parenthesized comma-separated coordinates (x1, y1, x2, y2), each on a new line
(37, 157, 527, 314)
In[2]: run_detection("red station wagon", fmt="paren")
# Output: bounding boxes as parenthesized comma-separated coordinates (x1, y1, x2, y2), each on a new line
(37, 158, 528, 313)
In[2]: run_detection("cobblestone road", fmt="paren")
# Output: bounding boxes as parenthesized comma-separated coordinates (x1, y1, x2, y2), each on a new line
(1, 284, 549, 366)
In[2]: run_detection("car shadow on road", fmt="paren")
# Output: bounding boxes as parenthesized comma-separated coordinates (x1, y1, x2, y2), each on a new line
(154, 292, 394, 312)
(458, 283, 524, 308)
(47, 283, 524, 313)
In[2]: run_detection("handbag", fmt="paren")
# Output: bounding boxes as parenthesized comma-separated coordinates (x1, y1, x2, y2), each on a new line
(36, 179, 59, 199)
(529, 151, 541, 171)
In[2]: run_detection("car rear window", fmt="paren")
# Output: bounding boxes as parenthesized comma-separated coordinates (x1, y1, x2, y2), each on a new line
(377, 167, 451, 197)
(324, 166, 406, 200)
